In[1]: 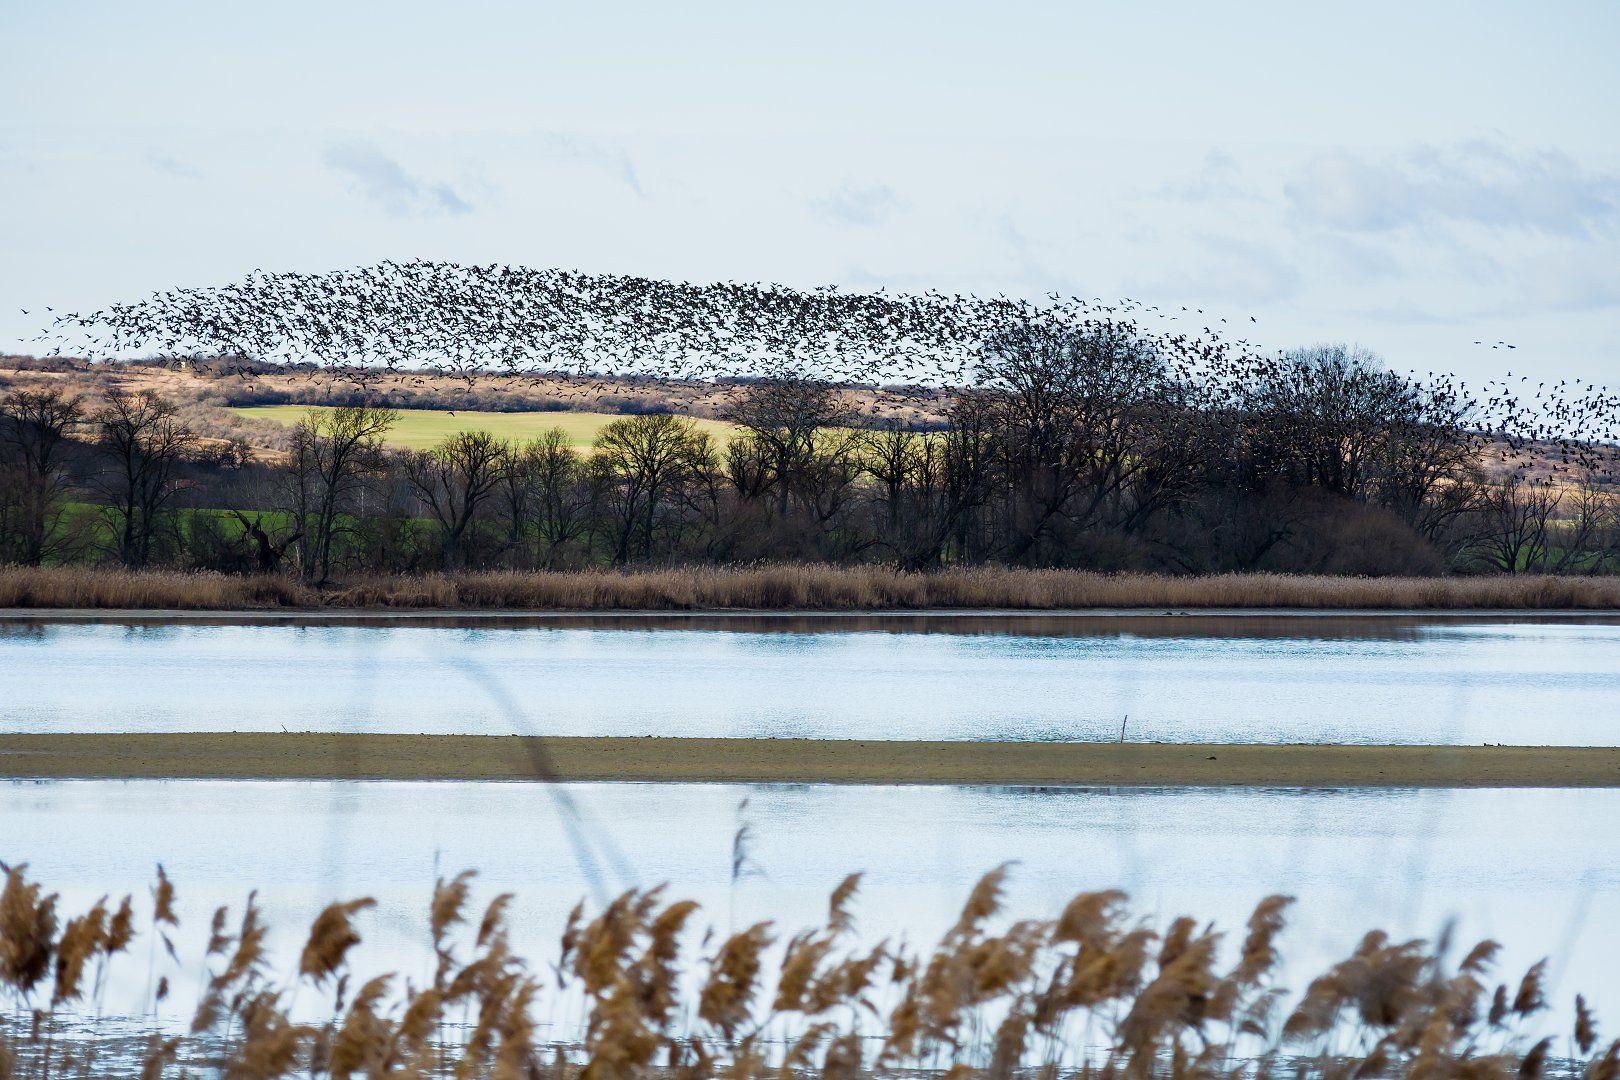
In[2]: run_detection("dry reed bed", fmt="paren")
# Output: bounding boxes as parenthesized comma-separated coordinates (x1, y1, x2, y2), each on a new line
(3, 564, 1620, 612)
(0, 864, 1612, 1080)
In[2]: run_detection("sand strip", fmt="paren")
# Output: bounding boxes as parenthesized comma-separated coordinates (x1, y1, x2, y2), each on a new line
(2, 734, 1618, 788)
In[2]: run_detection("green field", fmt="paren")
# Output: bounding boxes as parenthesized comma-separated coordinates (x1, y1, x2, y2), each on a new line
(230, 405, 737, 450)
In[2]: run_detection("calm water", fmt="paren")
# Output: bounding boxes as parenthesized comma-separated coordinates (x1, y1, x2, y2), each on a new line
(5, 615, 1617, 1031)
(4, 779, 1615, 1023)
(3, 615, 1619, 743)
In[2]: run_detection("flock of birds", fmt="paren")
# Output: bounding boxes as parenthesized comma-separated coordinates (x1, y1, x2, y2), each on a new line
(24, 259, 1620, 471)
(27, 261, 1266, 388)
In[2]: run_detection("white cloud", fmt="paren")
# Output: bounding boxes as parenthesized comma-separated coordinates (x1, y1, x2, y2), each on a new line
(1285, 140, 1620, 237)
(1313, 235, 1403, 286)
(148, 154, 202, 179)
(1157, 149, 1262, 205)
(322, 139, 473, 216)
(1126, 234, 1302, 308)
(812, 183, 906, 227)
(535, 132, 644, 196)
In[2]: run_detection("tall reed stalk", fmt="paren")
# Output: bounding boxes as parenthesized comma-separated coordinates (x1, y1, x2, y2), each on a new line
(0, 862, 1613, 1079)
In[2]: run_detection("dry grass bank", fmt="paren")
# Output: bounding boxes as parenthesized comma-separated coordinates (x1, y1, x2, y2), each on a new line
(3, 563, 1620, 612)
(6, 733, 1620, 787)
(0, 565, 318, 609)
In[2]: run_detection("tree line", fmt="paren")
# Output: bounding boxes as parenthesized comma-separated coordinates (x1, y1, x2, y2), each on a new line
(3, 336, 1617, 579)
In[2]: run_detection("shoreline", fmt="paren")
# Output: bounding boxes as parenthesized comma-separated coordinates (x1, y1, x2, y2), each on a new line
(4, 734, 1619, 788)
(4, 606, 1619, 622)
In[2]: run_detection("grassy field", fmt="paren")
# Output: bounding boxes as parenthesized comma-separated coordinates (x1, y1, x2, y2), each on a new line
(230, 403, 739, 450)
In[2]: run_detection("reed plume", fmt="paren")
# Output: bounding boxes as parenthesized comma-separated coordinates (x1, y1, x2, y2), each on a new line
(432, 870, 478, 990)
(0, 863, 57, 1001)
(50, 897, 107, 1007)
(630, 898, 700, 1026)
(328, 974, 394, 1079)
(826, 874, 862, 938)
(300, 898, 377, 987)
(699, 923, 774, 1041)
(1513, 960, 1548, 1018)
(0, 864, 1605, 1080)
(229, 991, 312, 1079)
(106, 895, 136, 956)
(1577, 994, 1599, 1056)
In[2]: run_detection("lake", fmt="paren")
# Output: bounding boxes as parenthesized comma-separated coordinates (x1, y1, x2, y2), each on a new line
(4, 612, 1617, 1033)
(4, 613, 1618, 744)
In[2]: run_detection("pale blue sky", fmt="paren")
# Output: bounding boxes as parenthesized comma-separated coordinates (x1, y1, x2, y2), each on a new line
(3, 1, 1617, 382)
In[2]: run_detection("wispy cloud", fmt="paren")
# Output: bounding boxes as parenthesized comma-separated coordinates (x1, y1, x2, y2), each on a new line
(1314, 234, 1403, 286)
(1285, 139, 1620, 237)
(536, 133, 644, 196)
(812, 183, 906, 227)
(322, 139, 473, 216)
(148, 154, 201, 179)
(1157, 149, 1261, 204)
(1127, 234, 1302, 308)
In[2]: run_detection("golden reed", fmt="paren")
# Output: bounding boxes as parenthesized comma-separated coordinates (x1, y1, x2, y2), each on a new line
(2, 564, 1619, 611)
(0, 862, 1613, 1079)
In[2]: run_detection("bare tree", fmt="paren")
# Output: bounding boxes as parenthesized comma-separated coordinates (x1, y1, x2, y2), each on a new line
(976, 318, 1174, 562)
(92, 389, 197, 567)
(227, 509, 303, 573)
(404, 430, 509, 568)
(862, 423, 949, 568)
(283, 405, 397, 583)
(500, 428, 593, 568)
(864, 423, 927, 534)
(1473, 475, 1561, 574)
(1243, 345, 1398, 500)
(1242, 346, 1485, 529)
(594, 413, 715, 563)
(720, 377, 852, 517)
(0, 387, 85, 565)
(1546, 477, 1620, 574)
